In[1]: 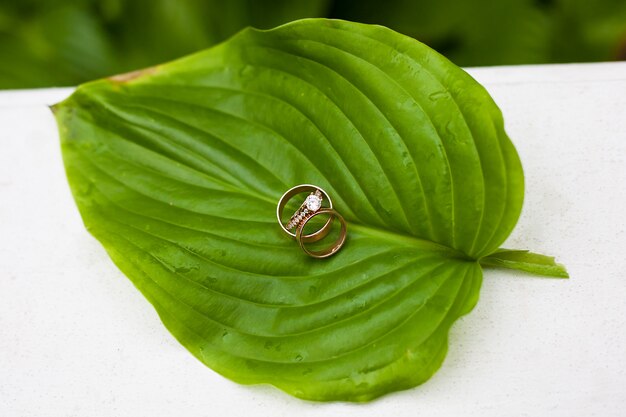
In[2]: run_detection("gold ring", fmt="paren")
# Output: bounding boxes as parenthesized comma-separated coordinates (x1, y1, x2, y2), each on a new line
(276, 184, 333, 242)
(295, 208, 347, 258)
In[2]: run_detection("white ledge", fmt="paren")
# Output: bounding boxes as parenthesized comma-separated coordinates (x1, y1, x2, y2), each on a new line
(1, 62, 625, 416)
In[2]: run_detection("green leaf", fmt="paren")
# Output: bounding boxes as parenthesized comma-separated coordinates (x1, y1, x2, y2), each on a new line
(53, 19, 564, 401)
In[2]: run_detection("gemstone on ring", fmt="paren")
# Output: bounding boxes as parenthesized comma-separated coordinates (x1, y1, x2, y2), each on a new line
(305, 194, 322, 212)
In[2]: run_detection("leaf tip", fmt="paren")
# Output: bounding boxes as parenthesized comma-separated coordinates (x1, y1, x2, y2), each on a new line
(49, 99, 67, 115)
(49, 97, 74, 121)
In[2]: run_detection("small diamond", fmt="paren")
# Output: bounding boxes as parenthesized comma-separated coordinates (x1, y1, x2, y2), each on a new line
(305, 194, 322, 211)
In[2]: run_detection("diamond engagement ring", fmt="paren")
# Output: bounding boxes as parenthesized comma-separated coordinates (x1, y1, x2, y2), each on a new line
(277, 184, 332, 241)
(276, 184, 347, 258)
(285, 189, 323, 231)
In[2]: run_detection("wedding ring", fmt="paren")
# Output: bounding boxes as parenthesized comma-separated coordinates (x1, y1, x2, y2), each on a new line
(277, 184, 348, 257)
(295, 208, 347, 258)
(276, 184, 333, 242)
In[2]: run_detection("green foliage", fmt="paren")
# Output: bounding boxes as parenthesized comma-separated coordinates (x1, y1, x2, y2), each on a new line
(0, 0, 329, 88)
(1, 0, 626, 88)
(330, 0, 626, 66)
(54, 19, 566, 401)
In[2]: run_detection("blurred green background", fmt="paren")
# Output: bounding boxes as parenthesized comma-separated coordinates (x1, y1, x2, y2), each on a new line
(1, 0, 625, 89)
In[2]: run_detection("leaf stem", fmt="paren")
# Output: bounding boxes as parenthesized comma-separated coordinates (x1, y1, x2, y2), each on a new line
(479, 249, 568, 278)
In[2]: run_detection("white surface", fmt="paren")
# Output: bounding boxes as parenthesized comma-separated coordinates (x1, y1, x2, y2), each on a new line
(1, 62, 626, 416)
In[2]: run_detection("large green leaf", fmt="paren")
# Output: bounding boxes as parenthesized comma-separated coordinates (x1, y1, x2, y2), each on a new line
(53, 19, 566, 402)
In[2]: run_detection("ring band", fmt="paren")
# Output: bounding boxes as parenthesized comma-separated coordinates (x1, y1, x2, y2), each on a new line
(276, 184, 333, 242)
(295, 208, 347, 258)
